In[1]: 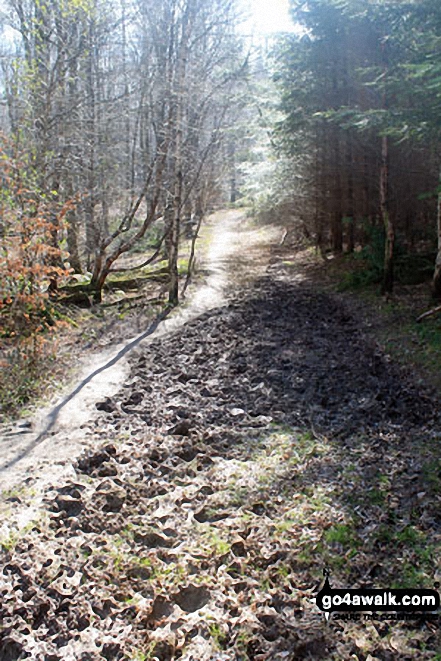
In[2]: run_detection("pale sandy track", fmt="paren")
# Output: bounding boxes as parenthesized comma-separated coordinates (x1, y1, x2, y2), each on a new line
(0, 210, 280, 536)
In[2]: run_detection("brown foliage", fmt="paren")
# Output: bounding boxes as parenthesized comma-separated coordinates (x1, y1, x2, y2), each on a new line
(0, 134, 75, 416)
(0, 133, 73, 338)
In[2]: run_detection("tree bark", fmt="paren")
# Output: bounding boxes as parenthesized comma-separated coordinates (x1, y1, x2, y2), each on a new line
(85, 18, 98, 269)
(66, 210, 83, 274)
(181, 196, 204, 298)
(380, 135, 394, 295)
(431, 163, 441, 299)
(331, 130, 343, 253)
(168, 169, 182, 306)
(168, 1, 190, 307)
(345, 133, 355, 253)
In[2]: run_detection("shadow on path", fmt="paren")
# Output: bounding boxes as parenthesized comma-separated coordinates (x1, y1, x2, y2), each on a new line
(0, 307, 172, 474)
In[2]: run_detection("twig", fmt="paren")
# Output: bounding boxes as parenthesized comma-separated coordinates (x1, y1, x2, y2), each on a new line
(416, 305, 441, 323)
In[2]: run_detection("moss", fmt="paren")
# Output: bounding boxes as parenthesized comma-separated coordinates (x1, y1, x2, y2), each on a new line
(208, 622, 228, 649)
(325, 523, 359, 547)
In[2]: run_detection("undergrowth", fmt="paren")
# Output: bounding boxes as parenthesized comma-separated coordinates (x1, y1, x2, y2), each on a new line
(336, 226, 435, 291)
(377, 313, 441, 391)
(0, 335, 58, 420)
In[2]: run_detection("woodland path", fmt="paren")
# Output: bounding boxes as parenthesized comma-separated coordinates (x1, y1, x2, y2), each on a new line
(1, 212, 441, 660)
(0, 211, 280, 530)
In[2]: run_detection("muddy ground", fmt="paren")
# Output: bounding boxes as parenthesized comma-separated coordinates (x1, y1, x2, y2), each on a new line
(1, 226, 441, 660)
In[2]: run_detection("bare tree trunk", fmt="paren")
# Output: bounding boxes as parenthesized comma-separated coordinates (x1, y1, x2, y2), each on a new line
(229, 140, 237, 204)
(362, 150, 372, 240)
(120, 0, 133, 196)
(346, 133, 355, 253)
(432, 163, 441, 299)
(85, 19, 97, 269)
(181, 199, 204, 298)
(380, 135, 394, 294)
(314, 125, 326, 253)
(162, 195, 174, 260)
(331, 130, 343, 253)
(168, 168, 182, 306)
(66, 209, 83, 274)
(168, 2, 190, 307)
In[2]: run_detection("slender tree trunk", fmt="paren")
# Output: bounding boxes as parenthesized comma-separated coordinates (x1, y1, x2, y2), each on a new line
(229, 141, 237, 204)
(181, 199, 204, 298)
(121, 0, 131, 192)
(47, 181, 64, 292)
(380, 135, 394, 294)
(331, 130, 343, 253)
(346, 133, 355, 253)
(90, 248, 104, 299)
(163, 195, 174, 259)
(315, 125, 326, 253)
(66, 209, 83, 274)
(432, 163, 441, 299)
(168, 168, 182, 306)
(168, 5, 189, 307)
(85, 20, 97, 269)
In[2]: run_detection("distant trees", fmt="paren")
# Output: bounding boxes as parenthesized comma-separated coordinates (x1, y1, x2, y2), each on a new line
(0, 0, 245, 305)
(275, 0, 441, 295)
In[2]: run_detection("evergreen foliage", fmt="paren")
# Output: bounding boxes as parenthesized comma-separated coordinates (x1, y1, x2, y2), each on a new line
(275, 0, 441, 294)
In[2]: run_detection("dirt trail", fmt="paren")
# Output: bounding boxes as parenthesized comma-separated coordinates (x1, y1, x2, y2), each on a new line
(1, 216, 441, 661)
(0, 211, 279, 530)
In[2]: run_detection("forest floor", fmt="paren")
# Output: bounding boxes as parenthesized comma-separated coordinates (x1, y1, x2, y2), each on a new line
(1, 211, 441, 660)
